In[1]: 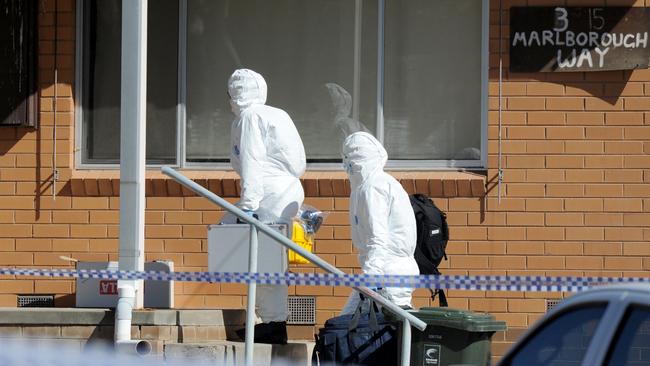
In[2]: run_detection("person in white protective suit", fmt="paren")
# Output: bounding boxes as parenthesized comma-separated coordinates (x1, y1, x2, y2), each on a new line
(340, 131, 419, 315)
(228, 69, 306, 344)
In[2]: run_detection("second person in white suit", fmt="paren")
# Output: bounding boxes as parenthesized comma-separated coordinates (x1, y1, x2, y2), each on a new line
(340, 131, 420, 315)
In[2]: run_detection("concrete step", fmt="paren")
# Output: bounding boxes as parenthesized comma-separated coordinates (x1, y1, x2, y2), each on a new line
(164, 341, 315, 366)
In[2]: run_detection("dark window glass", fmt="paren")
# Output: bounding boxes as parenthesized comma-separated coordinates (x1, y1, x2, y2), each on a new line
(81, 0, 178, 164)
(605, 306, 650, 366)
(0, 0, 38, 127)
(384, 0, 482, 160)
(504, 305, 607, 366)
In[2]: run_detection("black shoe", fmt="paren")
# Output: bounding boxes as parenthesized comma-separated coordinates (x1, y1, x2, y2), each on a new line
(236, 321, 288, 344)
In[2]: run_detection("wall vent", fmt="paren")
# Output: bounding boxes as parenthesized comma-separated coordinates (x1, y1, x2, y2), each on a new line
(18, 295, 54, 307)
(287, 296, 315, 325)
(546, 299, 561, 312)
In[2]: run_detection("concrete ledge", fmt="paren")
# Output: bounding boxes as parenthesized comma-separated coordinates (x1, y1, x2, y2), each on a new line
(0, 308, 111, 325)
(164, 341, 313, 366)
(132, 310, 177, 325)
(178, 309, 246, 326)
(0, 309, 244, 326)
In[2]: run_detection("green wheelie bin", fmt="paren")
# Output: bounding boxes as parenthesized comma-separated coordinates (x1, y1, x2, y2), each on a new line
(399, 307, 506, 366)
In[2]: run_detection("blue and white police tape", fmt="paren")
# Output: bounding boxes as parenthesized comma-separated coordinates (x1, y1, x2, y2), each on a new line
(1, 267, 649, 292)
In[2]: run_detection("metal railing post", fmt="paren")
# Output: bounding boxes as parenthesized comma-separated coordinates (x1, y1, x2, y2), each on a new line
(401, 319, 412, 366)
(245, 224, 258, 366)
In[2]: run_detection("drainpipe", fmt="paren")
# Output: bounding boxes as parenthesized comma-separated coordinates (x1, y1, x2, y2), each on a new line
(115, 0, 150, 354)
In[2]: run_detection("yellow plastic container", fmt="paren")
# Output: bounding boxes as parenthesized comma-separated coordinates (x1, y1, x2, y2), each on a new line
(289, 221, 313, 265)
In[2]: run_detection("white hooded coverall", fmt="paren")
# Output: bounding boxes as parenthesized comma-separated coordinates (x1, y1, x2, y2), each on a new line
(228, 69, 306, 322)
(341, 132, 419, 315)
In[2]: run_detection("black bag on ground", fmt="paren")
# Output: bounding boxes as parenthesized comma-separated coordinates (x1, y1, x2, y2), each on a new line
(312, 296, 397, 365)
(410, 193, 450, 307)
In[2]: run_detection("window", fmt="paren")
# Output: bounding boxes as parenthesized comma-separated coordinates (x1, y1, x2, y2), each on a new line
(79, 0, 178, 164)
(605, 306, 650, 366)
(502, 305, 607, 366)
(77, 0, 487, 168)
(0, 0, 38, 127)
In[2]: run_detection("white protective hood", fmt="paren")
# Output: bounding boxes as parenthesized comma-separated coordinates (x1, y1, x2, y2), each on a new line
(228, 69, 267, 116)
(342, 131, 388, 189)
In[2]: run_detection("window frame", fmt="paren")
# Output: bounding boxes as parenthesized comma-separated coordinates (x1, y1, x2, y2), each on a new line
(604, 304, 650, 366)
(75, 0, 488, 170)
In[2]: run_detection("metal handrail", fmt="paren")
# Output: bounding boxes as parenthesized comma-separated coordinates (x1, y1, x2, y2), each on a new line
(162, 166, 426, 365)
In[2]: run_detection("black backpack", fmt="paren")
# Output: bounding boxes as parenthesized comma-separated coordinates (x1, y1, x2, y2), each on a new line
(410, 194, 449, 307)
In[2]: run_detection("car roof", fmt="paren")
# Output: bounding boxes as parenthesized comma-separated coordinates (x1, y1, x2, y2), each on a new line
(567, 283, 650, 300)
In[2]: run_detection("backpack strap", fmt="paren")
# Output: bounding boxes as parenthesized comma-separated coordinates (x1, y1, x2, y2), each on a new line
(349, 293, 380, 332)
(429, 288, 448, 307)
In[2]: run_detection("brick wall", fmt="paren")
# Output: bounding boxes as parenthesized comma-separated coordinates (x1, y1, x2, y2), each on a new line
(0, 0, 649, 360)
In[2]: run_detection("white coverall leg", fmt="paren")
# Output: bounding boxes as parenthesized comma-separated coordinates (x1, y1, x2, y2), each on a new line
(340, 132, 420, 315)
(228, 69, 306, 323)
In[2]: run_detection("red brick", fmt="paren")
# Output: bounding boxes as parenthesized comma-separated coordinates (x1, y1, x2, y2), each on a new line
(488, 227, 526, 240)
(605, 228, 644, 241)
(524, 81, 565, 96)
(566, 227, 604, 241)
(527, 256, 565, 269)
(624, 127, 650, 140)
(545, 184, 584, 197)
(624, 156, 650, 168)
(605, 112, 644, 125)
(585, 156, 623, 169)
(71, 197, 109, 210)
(526, 169, 564, 182)
(467, 241, 506, 255)
(623, 242, 650, 256)
(545, 98, 584, 111)
(565, 256, 604, 269)
(506, 242, 544, 255)
(507, 126, 545, 139)
(605, 257, 643, 270)
(585, 126, 624, 140)
(489, 256, 526, 269)
(585, 213, 623, 226)
(604, 199, 643, 212)
(545, 127, 585, 140)
(505, 184, 545, 197)
(605, 141, 644, 154)
(566, 112, 604, 125)
(525, 198, 563, 211)
(450, 256, 489, 269)
(585, 184, 623, 197)
(585, 97, 623, 111)
(0, 250, 34, 265)
(566, 169, 604, 183)
(566, 141, 604, 154)
(625, 97, 650, 111)
(604, 170, 643, 183)
(506, 213, 544, 226)
(506, 156, 544, 168)
(584, 242, 622, 256)
(508, 97, 545, 110)
(545, 213, 583, 226)
(527, 227, 565, 241)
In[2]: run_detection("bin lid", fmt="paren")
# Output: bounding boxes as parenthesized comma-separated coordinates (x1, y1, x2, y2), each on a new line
(411, 307, 507, 332)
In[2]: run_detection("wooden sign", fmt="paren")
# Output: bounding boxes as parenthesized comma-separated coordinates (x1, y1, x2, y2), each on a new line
(510, 7, 650, 72)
